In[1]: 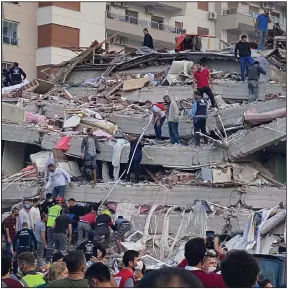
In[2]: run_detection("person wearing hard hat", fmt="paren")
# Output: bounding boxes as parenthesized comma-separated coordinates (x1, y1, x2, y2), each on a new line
(94, 209, 116, 249)
(46, 197, 64, 261)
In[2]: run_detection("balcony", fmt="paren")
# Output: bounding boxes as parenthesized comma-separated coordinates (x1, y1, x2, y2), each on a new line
(105, 11, 185, 46)
(217, 8, 286, 33)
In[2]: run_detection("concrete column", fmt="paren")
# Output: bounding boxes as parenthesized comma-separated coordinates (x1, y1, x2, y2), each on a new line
(2, 141, 25, 176)
(102, 161, 110, 183)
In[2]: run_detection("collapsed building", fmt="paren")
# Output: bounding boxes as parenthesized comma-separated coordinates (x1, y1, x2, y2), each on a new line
(2, 33, 287, 263)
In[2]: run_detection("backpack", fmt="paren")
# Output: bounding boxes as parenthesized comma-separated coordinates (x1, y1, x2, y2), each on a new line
(85, 241, 94, 256)
(153, 103, 165, 111)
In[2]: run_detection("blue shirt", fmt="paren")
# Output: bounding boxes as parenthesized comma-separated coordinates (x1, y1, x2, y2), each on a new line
(257, 14, 269, 31)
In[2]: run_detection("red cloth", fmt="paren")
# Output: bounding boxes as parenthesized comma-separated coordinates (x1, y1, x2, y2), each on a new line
(153, 103, 165, 111)
(2, 278, 23, 287)
(55, 136, 71, 151)
(114, 269, 135, 288)
(188, 269, 226, 288)
(193, 69, 210, 89)
(80, 213, 96, 225)
(4, 215, 17, 241)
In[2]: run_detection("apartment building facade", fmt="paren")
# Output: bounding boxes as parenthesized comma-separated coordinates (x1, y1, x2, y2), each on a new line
(2, 1, 286, 79)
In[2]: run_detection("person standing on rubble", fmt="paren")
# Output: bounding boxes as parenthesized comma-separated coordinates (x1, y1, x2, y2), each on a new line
(146, 101, 166, 140)
(189, 91, 208, 146)
(81, 128, 100, 188)
(8, 62, 26, 85)
(40, 193, 55, 215)
(18, 198, 33, 231)
(234, 35, 254, 81)
(247, 60, 266, 103)
(2, 68, 11, 87)
(30, 198, 41, 229)
(143, 28, 154, 49)
(255, 9, 272, 52)
(45, 163, 73, 199)
(163, 95, 180, 145)
(193, 62, 217, 110)
(125, 134, 145, 182)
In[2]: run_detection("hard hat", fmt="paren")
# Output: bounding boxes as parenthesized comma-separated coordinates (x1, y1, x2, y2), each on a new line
(55, 197, 64, 203)
(101, 209, 111, 217)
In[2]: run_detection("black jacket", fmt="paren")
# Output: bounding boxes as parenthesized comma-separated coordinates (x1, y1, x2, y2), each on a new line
(2, 71, 11, 87)
(76, 239, 106, 261)
(95, 214, 116, 231)
(247, 63, 266, 81)
(13, 228, 37, 252)
(129, 138, 143, 162)
(234, 41, 251, 58)
(8, 66, 26, 82)
(143, 33, 154, 49)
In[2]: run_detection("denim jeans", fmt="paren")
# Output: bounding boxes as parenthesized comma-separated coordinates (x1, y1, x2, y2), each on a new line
(257, 30, 268, 51)
(168, 122, 180, 144)
(248, 80, 259, 103)
(77, 221, 91, 246)
(52, 185, 66, 199)
(46, 227, 54, 259)
(37, 241, 45, 267)
(194, 118, 208, 146)
(240, 56, 254, 81)
(54, 233, 67, 253)
(154, 116, 166, 139)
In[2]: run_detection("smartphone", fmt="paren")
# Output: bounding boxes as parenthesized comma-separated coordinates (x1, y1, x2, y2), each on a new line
(206, 231, 215, 249)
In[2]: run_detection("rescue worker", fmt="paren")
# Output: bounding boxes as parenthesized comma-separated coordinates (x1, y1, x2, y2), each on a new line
(13, 222, 37, 255)
(40, 193, 55, 215)
(189, 91, 208, 146)
(8, 62, 26, 85)
(46, 197, 64, 261)
(2, 69, 11, 87)
(94, 209, 116, 249)
(18, 252, 46, 287)
(114, 250, 143, 287)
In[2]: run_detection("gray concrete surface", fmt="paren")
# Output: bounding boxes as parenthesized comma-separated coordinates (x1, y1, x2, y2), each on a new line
(2, 103, 26, 123)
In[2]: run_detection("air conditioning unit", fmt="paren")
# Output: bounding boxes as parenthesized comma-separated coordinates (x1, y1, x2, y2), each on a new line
(208, 11, 218, 20)
(145, 5, 155, 14)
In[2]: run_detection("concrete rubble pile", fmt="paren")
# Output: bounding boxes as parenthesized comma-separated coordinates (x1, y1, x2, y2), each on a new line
(2, 34, 286, 262)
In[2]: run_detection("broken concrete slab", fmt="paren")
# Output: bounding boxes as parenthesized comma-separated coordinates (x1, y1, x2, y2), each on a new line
(121, 83, 285, 103)
(33, 79, 55, 94)
(2, 103, 26, 124)
(3, 182, 286, 210)
(2, 124, 40, 144)
(229, 117, 286, 159)
(123, 78, 149, 91)
(41, 133, 228, 166)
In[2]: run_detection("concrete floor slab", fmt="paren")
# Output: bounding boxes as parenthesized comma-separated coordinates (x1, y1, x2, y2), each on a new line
(2, 124, 40, 144)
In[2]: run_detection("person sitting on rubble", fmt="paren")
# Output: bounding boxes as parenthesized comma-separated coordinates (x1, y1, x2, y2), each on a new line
(137, 267, 203, 288)
(94, 209, 116, 249)
(76, 230, 106, 262)
(45, 164, 73, 199)
(81, 128, 101, 188)
(146, 100, 166, 140)
(184, 237, 226, 288)
(143, 28, 154, 50)
(189, 91, 208, 146)
(125, 134, 145, 183)
(13, 222, 37, 256)
(163, 95, 180, 145)
(193, 62, 217, 110)
(8, 62, 26, 86)
(2, 68, 11, 87)
(80, 156, 94, 184)
(246, 60, 266, 103)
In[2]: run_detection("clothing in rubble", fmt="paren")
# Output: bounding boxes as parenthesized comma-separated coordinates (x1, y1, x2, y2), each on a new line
(13, 227, 37, 255)
(247, 61, 266, 103)
(190, 93, 208, 146)
(8, 63, 26, 85)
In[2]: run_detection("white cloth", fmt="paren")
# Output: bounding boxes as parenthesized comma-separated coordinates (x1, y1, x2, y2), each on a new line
(152, 105, 165, 121)
(29, 207, 41, 228)
(45, 168, 71, 189)
(111, 139, 129, 180)
(18, 208, 33, 231)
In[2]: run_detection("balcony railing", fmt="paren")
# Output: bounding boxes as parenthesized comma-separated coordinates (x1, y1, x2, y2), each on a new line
(106, 11, 185, 34)
(222, 8, 286, 26)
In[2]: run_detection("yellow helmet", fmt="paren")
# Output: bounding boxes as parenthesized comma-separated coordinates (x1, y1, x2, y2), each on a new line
(101, 209, 111, 217)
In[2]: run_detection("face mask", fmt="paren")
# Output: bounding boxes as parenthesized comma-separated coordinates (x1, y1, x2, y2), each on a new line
(48, 198, 53, 203)
(207, 266, 217, 273)
(25, 204, 30, 209)
(134, 261, 143, 272)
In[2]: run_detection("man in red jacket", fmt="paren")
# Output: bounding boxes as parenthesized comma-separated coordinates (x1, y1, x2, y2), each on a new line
(114, 250, 143, 287)
(184, 237, 226, 288)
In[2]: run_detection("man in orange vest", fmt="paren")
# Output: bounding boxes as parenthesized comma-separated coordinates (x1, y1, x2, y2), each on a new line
(114, 250, 143, 288)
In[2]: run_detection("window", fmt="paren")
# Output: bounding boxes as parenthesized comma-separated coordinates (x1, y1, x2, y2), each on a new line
(151, 15, 164, 30)
(197, 26, 209, 36)
(125, 10, 138, 25)
(198, 2, 208, 11)
(175, 21, 183, 33)
(2, 20, 19, 46)
(2, 62, 13, 71)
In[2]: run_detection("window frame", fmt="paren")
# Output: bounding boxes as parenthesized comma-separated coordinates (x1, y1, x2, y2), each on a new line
(2, 62, 13, 71)
(2, 19, 19, 46)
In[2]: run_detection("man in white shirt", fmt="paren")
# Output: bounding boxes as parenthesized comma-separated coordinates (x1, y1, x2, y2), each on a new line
(29, 198, 41, 229)
(45, 164, 73, 199)
(18, 198, 33, 231)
